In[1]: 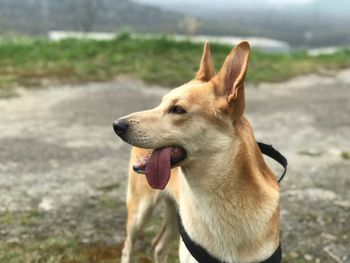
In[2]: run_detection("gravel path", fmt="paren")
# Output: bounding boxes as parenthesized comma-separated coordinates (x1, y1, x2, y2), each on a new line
(0, 72, 349, 262)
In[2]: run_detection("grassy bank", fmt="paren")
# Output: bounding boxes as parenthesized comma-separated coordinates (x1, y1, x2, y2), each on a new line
(1, 33, 350, 97)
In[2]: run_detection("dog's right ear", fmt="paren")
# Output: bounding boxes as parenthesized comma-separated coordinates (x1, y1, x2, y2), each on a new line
(195, 42, 216, 82)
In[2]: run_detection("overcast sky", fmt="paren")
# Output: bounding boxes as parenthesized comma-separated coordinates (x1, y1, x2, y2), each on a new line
(134, 0, 315, 6)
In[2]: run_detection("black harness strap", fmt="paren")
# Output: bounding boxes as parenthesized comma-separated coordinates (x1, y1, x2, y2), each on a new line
(177, 211, 222, 263)
(177, 211, 282, 263)
(177, 142, 287, 263)
(257, 142, 287, 183)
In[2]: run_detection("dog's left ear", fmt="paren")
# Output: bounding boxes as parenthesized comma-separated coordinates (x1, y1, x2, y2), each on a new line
(213, 41, 250, 118)
(195, 41, 216, 82)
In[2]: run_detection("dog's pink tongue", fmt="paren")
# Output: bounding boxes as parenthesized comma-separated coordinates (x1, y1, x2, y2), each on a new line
(145, 147, 172, 190)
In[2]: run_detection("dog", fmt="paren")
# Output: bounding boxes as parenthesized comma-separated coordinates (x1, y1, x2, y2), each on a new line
(114, 41, 280, 263)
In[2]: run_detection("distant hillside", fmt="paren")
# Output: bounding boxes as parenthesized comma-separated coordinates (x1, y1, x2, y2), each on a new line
(1, 0, 349, 47)
(135, 0, 350, 47)
(0, 0, 184, 35)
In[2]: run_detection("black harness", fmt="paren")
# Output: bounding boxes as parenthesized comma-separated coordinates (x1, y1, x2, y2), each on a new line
(257, 142, 287, 184)
(176, 142, 287, 263)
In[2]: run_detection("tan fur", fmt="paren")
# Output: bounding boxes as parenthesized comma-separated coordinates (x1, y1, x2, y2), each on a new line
(195, 42, 216, 82)
(118, 41, 280, 263)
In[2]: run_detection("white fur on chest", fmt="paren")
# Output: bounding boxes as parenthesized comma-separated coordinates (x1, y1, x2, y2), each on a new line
(179, 187, 242, 261)
(178, 175, 278, 263)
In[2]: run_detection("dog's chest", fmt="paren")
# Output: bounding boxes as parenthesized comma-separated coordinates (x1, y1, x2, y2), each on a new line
(179, 184, 281, 263)
(179, 189, 245, 261)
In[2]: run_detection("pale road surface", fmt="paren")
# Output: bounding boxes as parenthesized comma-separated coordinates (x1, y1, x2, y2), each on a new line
(0, 71, 350, 262)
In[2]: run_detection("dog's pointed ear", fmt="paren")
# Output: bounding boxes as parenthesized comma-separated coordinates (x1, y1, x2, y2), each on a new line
(215, 41, 250, 102)
(195, 41, 216, 82)
(213, 41, 250, 119)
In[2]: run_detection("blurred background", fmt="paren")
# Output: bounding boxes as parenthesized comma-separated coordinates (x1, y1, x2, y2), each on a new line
(1, 0, 350, 48)
(0, 0, 349, 262)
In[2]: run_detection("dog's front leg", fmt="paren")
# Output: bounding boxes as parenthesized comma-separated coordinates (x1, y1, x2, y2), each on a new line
(121, 184, 155, 263)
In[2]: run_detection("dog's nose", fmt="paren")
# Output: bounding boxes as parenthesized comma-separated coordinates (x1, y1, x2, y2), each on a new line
(113, 119, 129, 136)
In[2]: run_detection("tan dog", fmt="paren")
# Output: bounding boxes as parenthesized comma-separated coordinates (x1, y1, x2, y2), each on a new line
(114, 41, 280, 263)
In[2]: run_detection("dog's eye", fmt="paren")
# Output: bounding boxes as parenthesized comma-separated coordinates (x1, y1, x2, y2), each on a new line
(169, 105, 187, 114)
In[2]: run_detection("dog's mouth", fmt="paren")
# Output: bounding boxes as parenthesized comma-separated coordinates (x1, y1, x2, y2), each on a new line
(133, 146, 187, 190)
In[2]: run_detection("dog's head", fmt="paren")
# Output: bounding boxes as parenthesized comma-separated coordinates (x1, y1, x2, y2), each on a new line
(113, 41, 250, 189)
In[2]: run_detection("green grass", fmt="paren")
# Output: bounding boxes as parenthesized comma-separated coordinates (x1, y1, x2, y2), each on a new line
(0, 210, 43, 226)
(0, 214, 178, 263)
(0, 237, 179, 263)
(1, 32, 350, 97)
(0, 196, 178, 263)
(0, 238, 121, 263)
(341, 151, 350, 159)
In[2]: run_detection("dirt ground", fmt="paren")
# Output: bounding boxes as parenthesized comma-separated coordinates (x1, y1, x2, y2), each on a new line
(0, 71, 349, 263)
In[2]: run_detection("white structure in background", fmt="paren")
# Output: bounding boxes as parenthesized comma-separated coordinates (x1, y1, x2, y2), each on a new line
(307, 47, 341, 56)
(49, 31, 290, 53)
(173, 35, 290, 53)
(49, 31, 116, 41)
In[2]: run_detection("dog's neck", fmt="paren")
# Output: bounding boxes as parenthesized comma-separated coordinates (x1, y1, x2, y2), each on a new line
(179, 116, 280, 263)
(182, 117, 276, 192)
